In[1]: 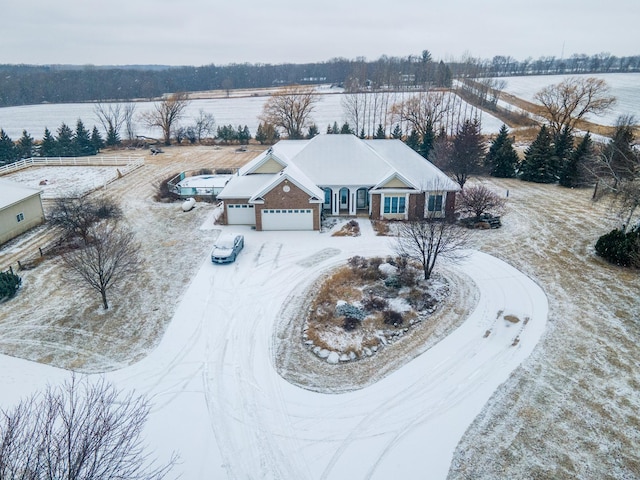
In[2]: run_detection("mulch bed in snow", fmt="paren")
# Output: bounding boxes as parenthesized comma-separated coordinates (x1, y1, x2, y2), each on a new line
(303, 255, 449, 364)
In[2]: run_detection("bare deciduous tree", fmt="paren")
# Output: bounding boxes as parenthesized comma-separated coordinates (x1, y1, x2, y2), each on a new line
(592, 117, 640, 230)
(390, 91, 452, 140)
(534, 77, 616, 135)
(395, 211, 470, 281)
(192, 109, 216, 142)
(260, 85, 319, 139)
(141, 93, 190, 146)
(0, 375, 175, 479)
(458, 185, 507, 219)
(61, 221, 141, 309)
(49, 196, 122, 244)
(94, 103, 127, 143)
(123, 103, 137, 141)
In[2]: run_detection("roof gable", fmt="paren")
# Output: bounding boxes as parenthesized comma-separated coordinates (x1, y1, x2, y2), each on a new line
(253, 157, 285, 174)
(249, 168, 324, 204)
(375, 172, 416, 189)
(241, 148, 290, 175)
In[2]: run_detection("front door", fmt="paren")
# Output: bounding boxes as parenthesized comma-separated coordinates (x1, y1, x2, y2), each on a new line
(356, 188, 368, 209)
(339, 188, 349, 210)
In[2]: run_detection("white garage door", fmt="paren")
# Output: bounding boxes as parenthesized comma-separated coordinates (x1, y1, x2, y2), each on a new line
(226, 204, 255, 225)
(261, 208, 314, 231)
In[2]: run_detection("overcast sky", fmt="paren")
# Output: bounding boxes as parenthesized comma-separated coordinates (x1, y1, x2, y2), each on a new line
(4, 0, 639, 66)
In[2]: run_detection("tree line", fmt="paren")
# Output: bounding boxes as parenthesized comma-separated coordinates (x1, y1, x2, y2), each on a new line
(1, 51, 638, 107)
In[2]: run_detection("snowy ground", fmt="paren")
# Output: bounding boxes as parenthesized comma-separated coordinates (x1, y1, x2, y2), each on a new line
(0, 223, 548, 479)
(0, 145, 638, 479)
(5, 165, 122, 198)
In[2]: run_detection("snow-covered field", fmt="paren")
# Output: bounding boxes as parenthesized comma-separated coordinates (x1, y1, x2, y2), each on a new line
(496, 72, 640, 126)
(0, 85, 502, 140)
(0, 145, 638, 478)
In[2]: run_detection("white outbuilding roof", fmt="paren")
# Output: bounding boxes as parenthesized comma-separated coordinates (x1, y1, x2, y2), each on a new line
(0, 178, 43, 210)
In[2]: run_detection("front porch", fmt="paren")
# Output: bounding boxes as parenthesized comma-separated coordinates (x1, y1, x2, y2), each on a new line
(322, 186, 370, 216)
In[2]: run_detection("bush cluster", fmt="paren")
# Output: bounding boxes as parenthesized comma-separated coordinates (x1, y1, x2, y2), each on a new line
(0, 271, 22, 302)
(383, 310, 404, 327)
(595, 227, 640, 267)
(362, 295, 388, 312)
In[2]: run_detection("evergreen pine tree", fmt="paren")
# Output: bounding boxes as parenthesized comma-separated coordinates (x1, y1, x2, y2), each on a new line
(17, 130, 35, 159)
(56, 123, 76, 156)
(326, 124, 333, 134)
(435, 61, 452, 88)
(0, 129, 17, 164)
(419, 120, 435, 159)
(553, 125, 574, 180)
(374, 124, 386, 139)
(39, 127, 57, 157)
(485, 124, 519, 178)
(306, 124, 319, 138)
(91, 126, 104, 152)
(391, 124, 403, 140)
(340, 122, 353, 135)
(359, 128, 365, 139)
(560, 133, 594, 187)
(332, 121, 339, 135)
(449, 118, 486, 188)
(255, 123, 267, 144)
(519, 125, 557, 183)
(405, 129, 420, 152)
(106, 124, 120, 146)
(75, 119, 96, 156)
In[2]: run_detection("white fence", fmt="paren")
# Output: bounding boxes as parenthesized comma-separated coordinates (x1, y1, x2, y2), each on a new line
(0, 156, 144, 176)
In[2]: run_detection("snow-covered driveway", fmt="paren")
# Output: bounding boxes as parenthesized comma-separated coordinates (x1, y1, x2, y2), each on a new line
(0, 222, 548, 479)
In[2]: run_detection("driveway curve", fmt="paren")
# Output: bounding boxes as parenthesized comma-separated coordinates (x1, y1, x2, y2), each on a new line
(0, 223, 548, 479)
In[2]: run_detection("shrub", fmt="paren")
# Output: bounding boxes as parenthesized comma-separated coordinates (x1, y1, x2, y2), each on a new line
(335, 303, 366, 321)
(93, 196, 123, 220)
(383, 309, 403, 327)
(362, 295, 388, 312)
(595, 227, 640, 267)
(198, 168, 213, 175)
(0, 271, 22, 302)
(384, 276, 401, 289)
(343, 317, 360, 331)
(154, 173, 180, 202)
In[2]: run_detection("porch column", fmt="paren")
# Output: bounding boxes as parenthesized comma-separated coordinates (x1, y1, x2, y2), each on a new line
(349, 188, 357, 216)
(332, 189, 339, 216)
(405, 193, 410, 220)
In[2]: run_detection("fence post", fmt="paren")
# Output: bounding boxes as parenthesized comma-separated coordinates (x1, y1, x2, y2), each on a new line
(17, 260, 22, 271)
(39, 247, 43, 257)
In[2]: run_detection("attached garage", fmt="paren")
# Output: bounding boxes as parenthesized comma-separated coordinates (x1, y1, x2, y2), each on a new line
(226, 204, 255, 225)
(261, 208, 314, 231)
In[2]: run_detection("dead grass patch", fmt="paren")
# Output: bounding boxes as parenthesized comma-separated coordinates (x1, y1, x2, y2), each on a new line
(504, 315, 520, 324)
(332, 219, 360, 237)
(371, 220, 391, 236)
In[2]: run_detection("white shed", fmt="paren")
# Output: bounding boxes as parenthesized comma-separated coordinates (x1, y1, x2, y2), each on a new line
(0, 179, 45, 245)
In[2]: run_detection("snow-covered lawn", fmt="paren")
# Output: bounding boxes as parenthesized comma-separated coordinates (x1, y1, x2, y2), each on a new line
(5, 166, 120, 198)
(0, 218, 548, 478)
(0, 146, 637, 478)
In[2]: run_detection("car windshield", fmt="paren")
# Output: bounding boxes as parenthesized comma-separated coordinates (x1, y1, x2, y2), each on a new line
(216, 238, 234, 249)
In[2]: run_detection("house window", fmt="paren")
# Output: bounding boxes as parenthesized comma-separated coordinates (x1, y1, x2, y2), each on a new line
(324, 188, 331, 205)
(428, 194, 443, 212)
(16, 213, 24, 222)
(383, 196, 406, 214)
